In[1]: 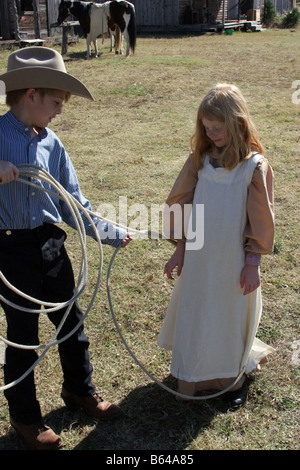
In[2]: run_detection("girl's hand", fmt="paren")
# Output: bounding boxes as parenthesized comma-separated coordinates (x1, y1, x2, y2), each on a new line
(0, 161, 19, 184)
(164, 241, 185, 279)
(240, 264, 261, 295)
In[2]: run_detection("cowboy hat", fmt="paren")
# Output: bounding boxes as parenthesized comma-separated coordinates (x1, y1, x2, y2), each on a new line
(0, 46, 94, 100)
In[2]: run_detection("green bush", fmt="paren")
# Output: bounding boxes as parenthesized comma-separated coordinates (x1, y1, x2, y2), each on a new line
(281, 8, 300, 28)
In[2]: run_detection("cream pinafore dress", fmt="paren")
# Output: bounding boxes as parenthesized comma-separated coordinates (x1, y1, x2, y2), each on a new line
(158, 154, 274, 385)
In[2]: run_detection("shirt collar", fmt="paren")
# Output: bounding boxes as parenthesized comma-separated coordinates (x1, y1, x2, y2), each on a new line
(6, 110, 48, 139)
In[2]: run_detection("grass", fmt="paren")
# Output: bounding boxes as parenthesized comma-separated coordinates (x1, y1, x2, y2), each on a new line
(0, 28, 299, 451)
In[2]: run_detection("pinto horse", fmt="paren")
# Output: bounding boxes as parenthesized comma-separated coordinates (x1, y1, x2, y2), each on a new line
(57, 1, 136, 58)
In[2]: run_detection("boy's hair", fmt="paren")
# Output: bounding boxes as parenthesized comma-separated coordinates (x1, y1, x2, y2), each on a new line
(6, 88, 71, 107)
(190, 83, 264, 171)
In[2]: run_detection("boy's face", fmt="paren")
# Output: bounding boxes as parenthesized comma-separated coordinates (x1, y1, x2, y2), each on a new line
(29, 89, 67, 129)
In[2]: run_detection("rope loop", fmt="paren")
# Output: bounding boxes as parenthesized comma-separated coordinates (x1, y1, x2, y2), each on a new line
(0, 164, 247, 399)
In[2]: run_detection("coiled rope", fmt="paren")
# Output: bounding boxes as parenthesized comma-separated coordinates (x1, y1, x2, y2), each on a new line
(0, 164, 249, 399)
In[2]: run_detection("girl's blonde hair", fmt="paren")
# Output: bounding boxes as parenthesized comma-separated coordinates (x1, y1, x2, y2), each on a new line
(190, 83, 264, 170)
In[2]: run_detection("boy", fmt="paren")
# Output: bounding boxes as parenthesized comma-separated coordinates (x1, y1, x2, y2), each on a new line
(0, 47, 131, 450)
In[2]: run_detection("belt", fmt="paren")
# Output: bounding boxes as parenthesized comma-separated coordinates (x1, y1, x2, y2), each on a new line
(0, 225, 65, 245)
(0, 225, 47, 241)
(0, 227, 39, 236)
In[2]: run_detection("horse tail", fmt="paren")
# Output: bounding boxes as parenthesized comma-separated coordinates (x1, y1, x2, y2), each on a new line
(115, 26, 122, 53)
(126, 4, 136, 53)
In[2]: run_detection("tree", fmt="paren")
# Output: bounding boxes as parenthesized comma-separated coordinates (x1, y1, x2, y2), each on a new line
(263, 0, 276, 27)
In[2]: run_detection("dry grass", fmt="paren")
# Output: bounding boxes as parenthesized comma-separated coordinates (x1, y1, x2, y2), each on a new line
(0, 28, 299, 451)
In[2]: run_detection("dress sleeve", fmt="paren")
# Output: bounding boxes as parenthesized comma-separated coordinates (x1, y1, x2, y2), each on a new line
(243, 158, 275, 255)
(163, 154, 198, 241)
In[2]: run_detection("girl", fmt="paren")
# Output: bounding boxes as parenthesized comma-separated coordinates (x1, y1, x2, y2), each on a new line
(158, 84, 275, 407)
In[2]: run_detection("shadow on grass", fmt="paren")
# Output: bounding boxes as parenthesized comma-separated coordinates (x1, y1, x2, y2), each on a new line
(0, 375, 232, 450)
(63, 50, 106, 62)
(71, 378, 231, 450)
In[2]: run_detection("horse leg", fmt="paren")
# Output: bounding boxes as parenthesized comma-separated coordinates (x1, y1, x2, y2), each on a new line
(120, 32, 124, 55)
(94, 39, 98, 57)
(122, 13, 132, 57)
(86, 36, 91, 59)
(115, 26, 121, 54)
(124, 29, 130, 57)
(109, 30, 114, 52)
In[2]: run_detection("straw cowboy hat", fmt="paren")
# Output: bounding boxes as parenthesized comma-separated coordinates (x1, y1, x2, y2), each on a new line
(0, 46, 94, 100)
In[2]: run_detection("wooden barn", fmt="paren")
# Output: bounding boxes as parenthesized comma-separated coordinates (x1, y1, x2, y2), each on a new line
(0, 0, 297, 42)
(0, 0, 60, 41)
(130, 0, 297, 27)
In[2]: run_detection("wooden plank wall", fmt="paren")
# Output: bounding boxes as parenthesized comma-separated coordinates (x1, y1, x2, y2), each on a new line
(0, 0, 62, 40)
(179, 0, 192, 21)
(47, 0, 62, 36)
(0, 1, 11, 39)
(18, 1, 48, 38)
(130, 0, 179, 26)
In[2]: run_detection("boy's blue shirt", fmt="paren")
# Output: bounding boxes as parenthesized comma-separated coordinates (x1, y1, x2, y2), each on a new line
(0, 111, 125, 247)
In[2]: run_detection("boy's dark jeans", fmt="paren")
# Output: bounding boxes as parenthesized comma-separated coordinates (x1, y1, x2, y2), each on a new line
(0, 224, 95, 424)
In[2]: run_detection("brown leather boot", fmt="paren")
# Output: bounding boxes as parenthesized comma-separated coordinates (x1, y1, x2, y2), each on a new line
(61, 387, 122, 420)
(10, 417, 63, 450)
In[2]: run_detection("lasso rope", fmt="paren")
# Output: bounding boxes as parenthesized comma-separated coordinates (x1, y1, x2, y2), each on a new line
(0, 165, 248, 399)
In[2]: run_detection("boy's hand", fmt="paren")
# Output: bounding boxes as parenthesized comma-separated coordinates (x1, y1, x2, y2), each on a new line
(240, 264, 261, 295)
(0, 161, 19, 184)
(121, 233, 133, 248)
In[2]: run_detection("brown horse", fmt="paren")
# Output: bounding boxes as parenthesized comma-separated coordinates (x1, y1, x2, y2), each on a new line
(57, 1, 136, 58)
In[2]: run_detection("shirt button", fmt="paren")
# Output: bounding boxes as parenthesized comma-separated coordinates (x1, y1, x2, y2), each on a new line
(32, 192, 35, 196)
(5, 230, 11, 235)
(32, 216, 36, 221)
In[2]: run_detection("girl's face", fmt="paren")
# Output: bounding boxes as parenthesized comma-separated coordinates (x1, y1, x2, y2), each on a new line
(202, 118, 229, 148)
